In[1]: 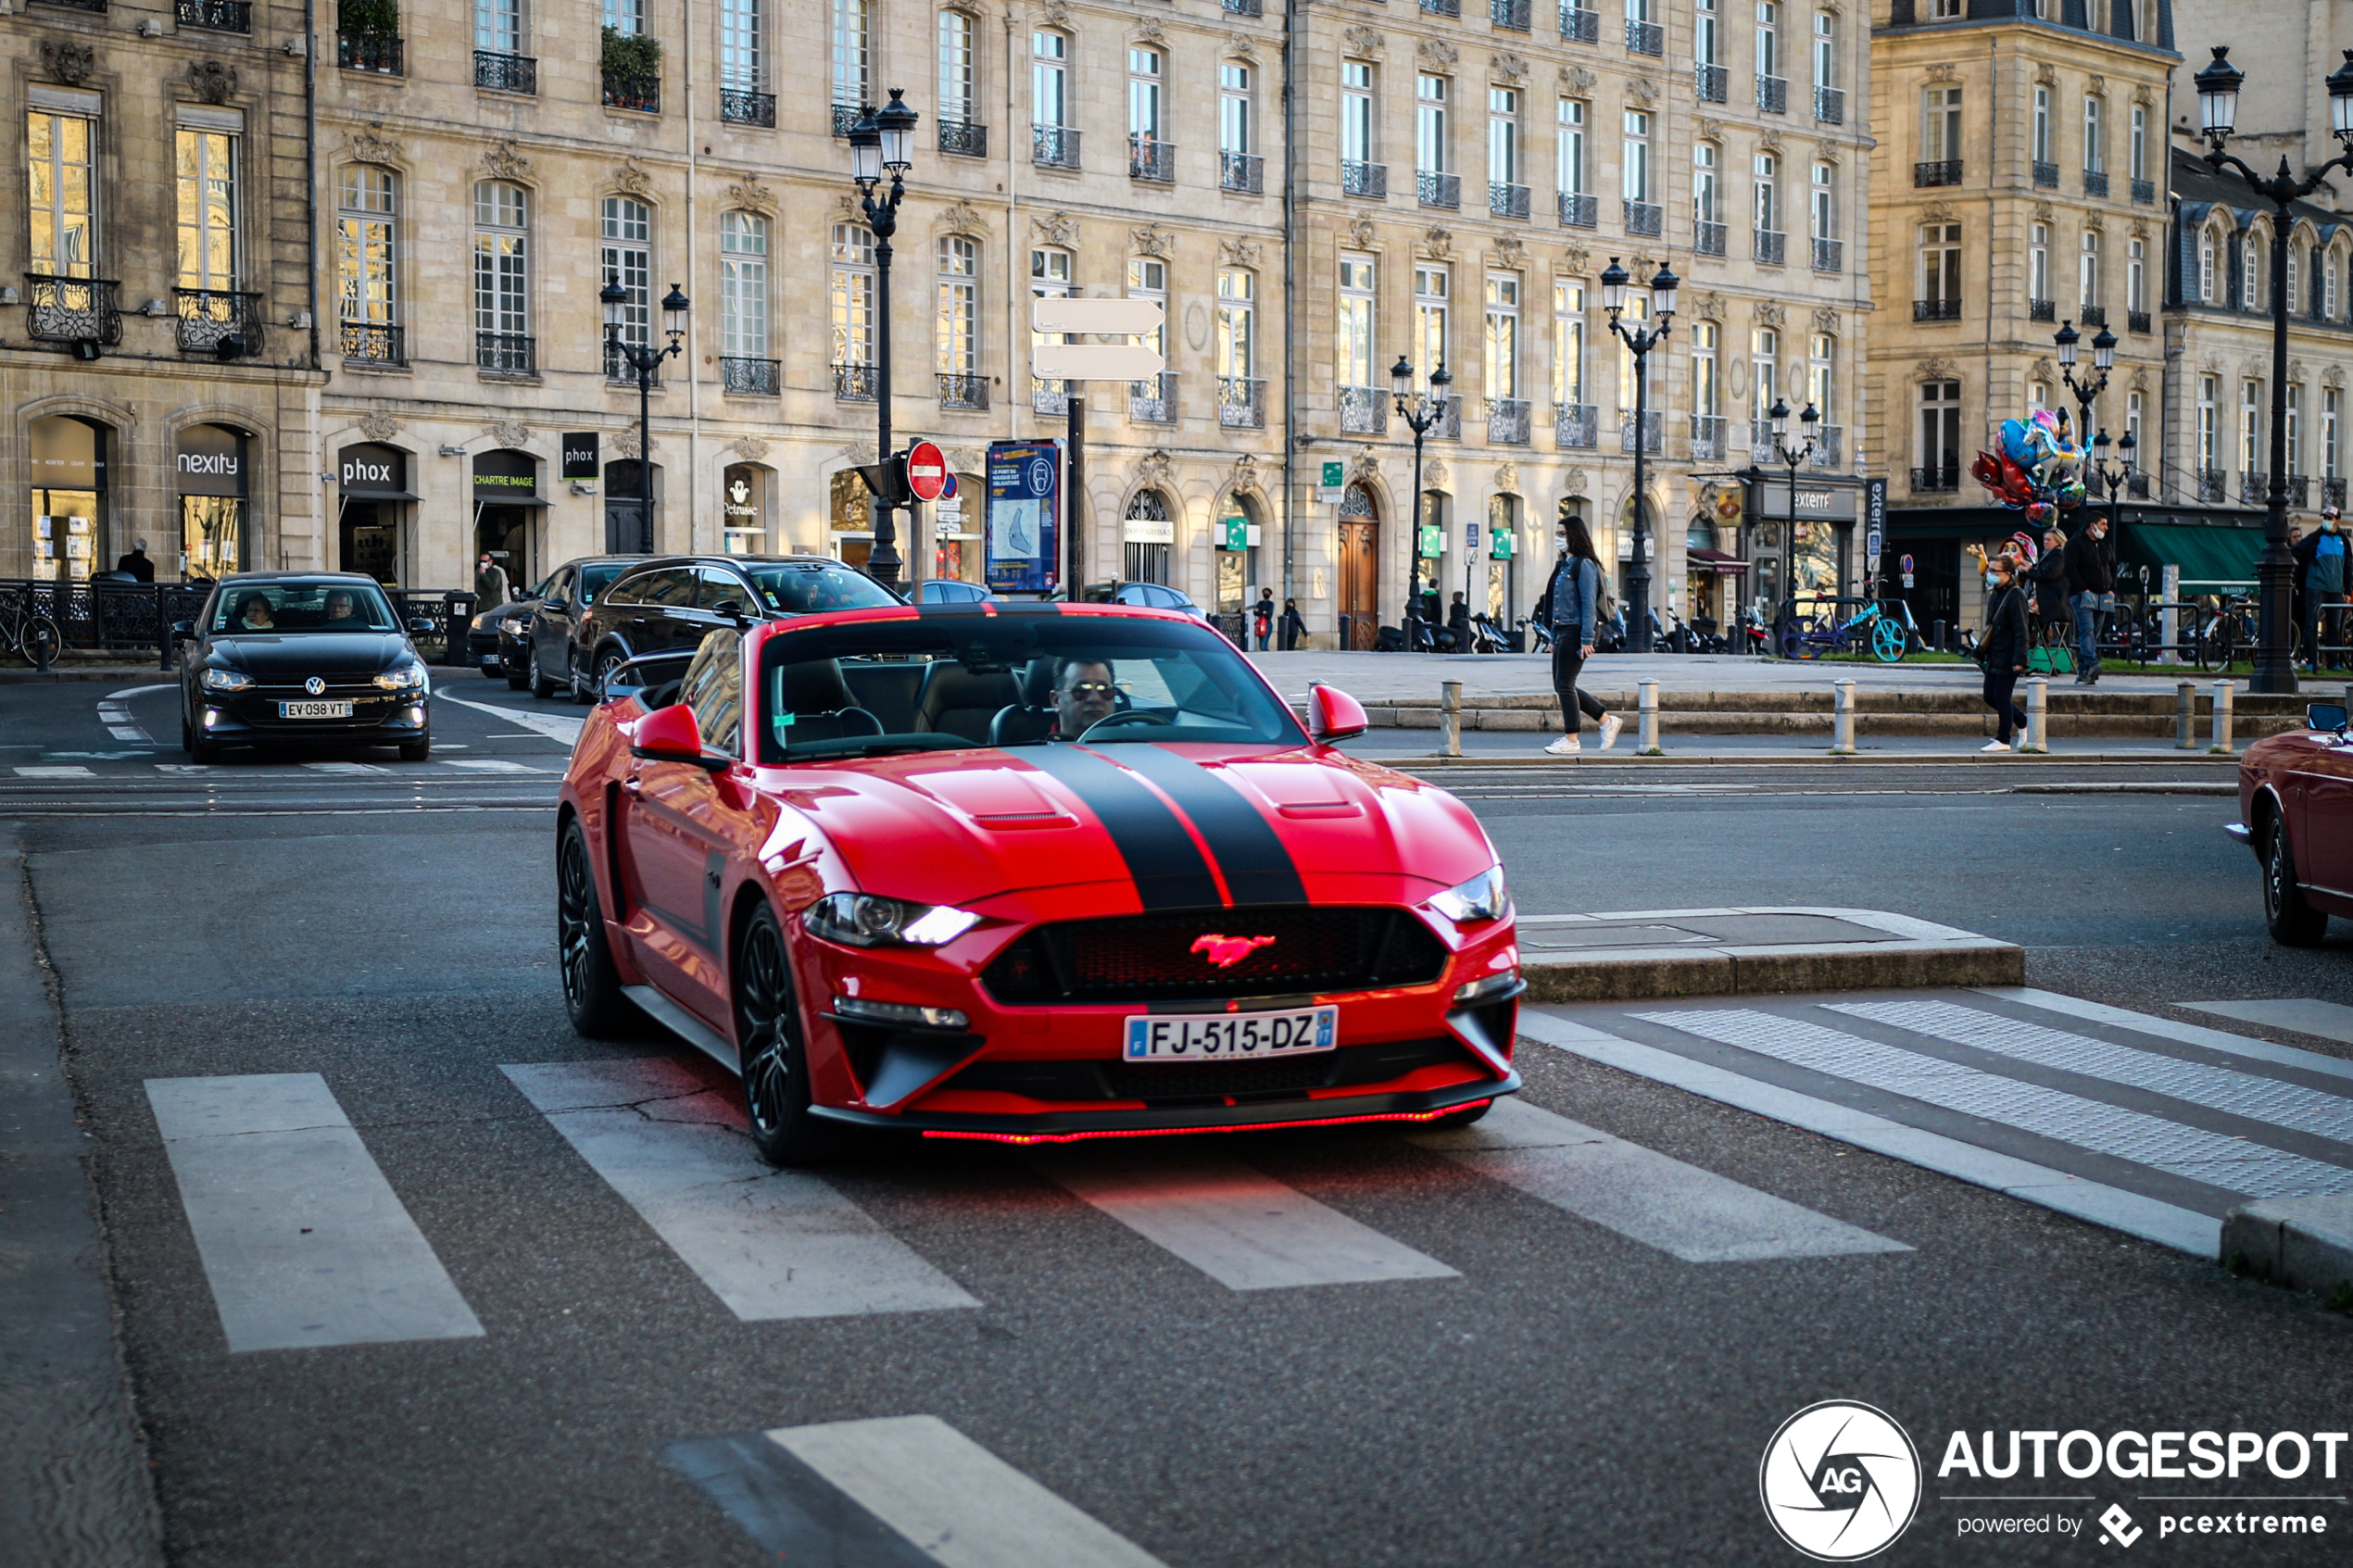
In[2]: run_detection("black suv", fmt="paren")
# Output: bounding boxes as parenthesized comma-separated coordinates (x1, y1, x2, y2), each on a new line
(573, 556, 900, 696)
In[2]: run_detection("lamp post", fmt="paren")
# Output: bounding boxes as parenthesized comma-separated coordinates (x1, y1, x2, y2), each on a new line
(1390, 353, 1453, 643)
(1600, 257, 1678, 652)
(2086, 428, 2136, 518)
(849, 89, 920, 586)
(2053, 318, 2117, 456)
(2188, 44, 2353, 694)
(1766, 395, 1823, 599)
(601, 275, 688, 555)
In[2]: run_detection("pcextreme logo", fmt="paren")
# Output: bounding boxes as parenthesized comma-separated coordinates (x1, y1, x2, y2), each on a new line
(1761, 1400, 1924, 1562)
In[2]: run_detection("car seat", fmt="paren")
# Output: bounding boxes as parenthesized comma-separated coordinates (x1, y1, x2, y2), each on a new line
(987, 657, 1059, 746)
(913, 662, 1020, 744)
(774, 658, 885, 747)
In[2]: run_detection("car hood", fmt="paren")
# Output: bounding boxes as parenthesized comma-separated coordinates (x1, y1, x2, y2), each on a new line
(208, 632, 416, 677)
(765, 743, 1498, 911)
(484, 600, 538, 628)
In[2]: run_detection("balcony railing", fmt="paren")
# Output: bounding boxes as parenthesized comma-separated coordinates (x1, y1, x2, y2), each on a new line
(1428, 395, 1463, 440)
(1222, 151, 1265, 194)
(1218, 376, 1268, 430)
(1910, 465, 1960, 493)
(722, 88, 776, 128)
(1695, 220, 1726, 257)
(602, 70, 660, 115)
(475, 51, 536, 94)
(1559, 191, 1597, 228)
(1814, 85, 1844, 124)
(476, 332, 535, 375)
(2326, 478, 2347, 510)
(2197, 470, 2227, 504)
(1696, 64, 1727, 103)
(338, 31, 403, 74)
(1224, 0, 1263, 14)
(1129, 137, 1176, 183)
(2082, 170, 2108, 199)
(604, 340, 660, 384)
(1342, 160, 1389, 198)
(1754, 229, 1785, 265)
(1340, 384, 1387, 435)
(1752, 418, 1775, 452)
(2032, 159, 2058, 188)
(339, 321, 404, 366)
(2029, 298, 2055, 322)
(1487, 398, 1531, 445)
(938, 372, 988, 411)
(1129, 373, 1176, 424)
(1810, 426, 1843, 470)
(1626, 19, 1663, 54)
(1914, 298, 1961, 321)
(1491, 182, 1531, 220)
(721, 357, 779, 395)
(1619, 408, 1664, 454)
(1560, 5, 1599, 43)
(2286, 474, 2312, 508)
(175, 288, 262, 358)
(1625, 200, 1662, 237)
(1421, 0, 1461, 14)
(1418, 170, 1461, 209)
(1555, 402, 1598, 448)
(1690, 414, 1725, 461)
(1033, 378, 1070, 417)
(30, 0, 107, 11)
(1033, 124, 1081, 169)
(1914, 159, 1963, 187)
(2078, 304, 2107, 328)
(2241, 471, 2268, 506)
(25, 275, 122, 347)
(1811, 237, 1843, 272)
(832, 104, 862, 137)
(937, 119, 988, 157)
(834, 362, 877, 402)
(1756, 75, 1787, 114)
(2132, 177, 2157, 206)
(176, 0, 248, 31)
(1491, 0, 1530, 30)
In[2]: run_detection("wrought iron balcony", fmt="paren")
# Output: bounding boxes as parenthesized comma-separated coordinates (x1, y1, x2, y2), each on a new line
(2132, 177, 2156, 206)
(1810, 426, 1843, 470)
(1491, 0, 1530, 30)
(1342, 160, 1388, 199)
(603, 70, 660, 114)
(1618, 408, 1663, 454)
(1756, 74, 1786, 114)
(1418, 170, 1461, 209)
(1223, 0, 1262, 14)
(604, 340, 659, 384)
(1491, 182, 1530, 220)
(1222, 151, 1265, 194)
(2030, 297, 2055, 321)
(1129, 373, 1176, 424)
(2197, 470, 2227, 504)
(1428, 395, 1463, 440)
(1696, 64, 1727, 103)
(1695, 220, 1726, 257)
(2032, 160, 2058, 188)
(476, 332, 535, 375)
(1625, 200, 1662, 237)
(1754, 229, 1785, 266)
(2241, 471, 2268, 506)
(1559, 191, 1597, 228)
(1487, 398, 1531, 445)
(176, 0, 247, 31)
(2078, 304, 2107, 328)
(1914, 298, 1962, 321)
(25, 275, 121, 347)
(31, 0, 107, 10)
(834, 362, 877, 402)
(1340, 384, 1387, 435)
(2286, 474, 2312, 508)
(1752, 418, 1775, 451)
(175, 288, 262, 358)
(1033, 124, 1081, 169)
(1559, 4, 1599, 43)
(1626, 19, 1663, 55)
(1420, 0, 1460, 15)
(1218, 377, 1267, 430)
(339, 320, 404, 366)
(475, 50, 536, 94)
(1914, 159, 1963, 187)
(2326, 478, 2347, 510)
(1910, 465, 1960, 493)
(1032, 378, 1069, 417)
(338, 31, 403, 74)
(1690, 414, 1725, 461)
(1555, 402, 1598, 449)
(2082, 170, 2108, 199)
(938, 372, 988, 411)
(1129, 137, 1176, 183)
(722, 88, 775, 128)
(937, 119, 987, 157)
(1814, 85, 1844, 124)
(1811, 237, 1843, 273)
(721, 357, 779, 395)
(832, 104, 862, 137)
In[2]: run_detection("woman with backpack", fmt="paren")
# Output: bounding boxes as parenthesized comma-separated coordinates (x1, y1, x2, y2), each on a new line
(1531, 510, 1622, 755)
(1978, 555, 2032, 752)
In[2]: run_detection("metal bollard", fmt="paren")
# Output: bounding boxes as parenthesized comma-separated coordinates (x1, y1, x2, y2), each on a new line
(2176, 681, 2198, 750)
(1931, 619, 1947, 655)
(1637, 678, 1661, 754)
(1441, 678, 1463, 759)
(2208, 679, 2235, 756)
(1831, 679, 1857, 755)
(2023, 677, 2049, 753)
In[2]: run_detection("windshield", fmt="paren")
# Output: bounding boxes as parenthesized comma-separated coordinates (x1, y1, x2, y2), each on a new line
(743, 562, 900, 615)
(209, 581, 399, 634)
(755, 615, 1305, 763)
(577, 563, 624, 606)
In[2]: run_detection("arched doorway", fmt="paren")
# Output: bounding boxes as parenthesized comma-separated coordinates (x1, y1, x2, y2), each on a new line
(28, 415, 110, 582)
(606, 459, 660, 555)
(1124, 490, 1173, 583)
(1338, 483, 1378, 649)
(176, 423, 250, 581)
(474, 448, 544, 585)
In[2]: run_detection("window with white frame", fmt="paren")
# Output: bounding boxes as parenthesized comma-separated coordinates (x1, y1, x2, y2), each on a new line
(1922, 86, 1961, 163)
(1754, 151, 1777, 231)
(2129, 102, 2147, 182)
(1126, 255, 1167, 372)
(2032, 86, 2051, 164)
(602, 0, 643, 36)
(176, 127, 239, 293)
(1221, 62, 1253, 155)
(1417, 74, 1450, 174)
(1033, 31, 1068, 129)
(2242, 379, 2263, 472)
(722, 0, 763, 91)
(28, 108, 96, 278)
(1755, 1, 1779, 81)
(1217, 268, 1256, 380)
(1752, 326, 1779, 424)
(1491, 87, 1520, 189)
(472, 181, 529, 341)
(1485, 273, 1519, 400)
(1622, 110, 1649, 203)
(1554, 281, 1585, 403)
(2124, 389, 2143, 456)
(1030, 245, 1072, 387)
(1696, 0, 1718, 65)
(2197, 375, 2218, 471)
(2079, 230, 2100, 307)
(937, 235, 978, 373)
(1811, 12, 1834, 90)
(937, 10, 975, 125)
(1416, 264, 1450, 375)
(1693, 142, 1718, 223)
(2027, 380, 2047, 411)
(1808, 161, 1834, 239)
(833, 0, 868, 114)
(2029, 223, 2049, 302)
(2289, 383, 2305, 477)
(475, 0, 521, 54)
(2128, 236, 2145, 313)
(2082, 95, 2103, 174)
(336, 166, 396, 329)
(2198, 231, 2216, 303)
(1338, 254, 1376, 390)
(2327, 386, 2343, 479)
(1343, 62, 1377, 165)
(1808, 332, 1834, 423)
(720, 210, 768, 360)
(2243, 236, 2262, 310)
(1919, 380, 1960, 475)
(1691, 320, 1718, 418)
(1929, 0, 1960, 16)
(600, 196, 651, 360)
(1557, 97, 1587, 194)
(1129, 46, 1164, 142)
(1920, 222, 1960, 307)
(830, 224, 874, 366)
(2330, 253, 2342, 321)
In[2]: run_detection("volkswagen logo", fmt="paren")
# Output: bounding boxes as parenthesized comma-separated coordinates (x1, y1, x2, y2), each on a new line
(1759, 1400, 1920, 1562)
(304, 676, 326, 696)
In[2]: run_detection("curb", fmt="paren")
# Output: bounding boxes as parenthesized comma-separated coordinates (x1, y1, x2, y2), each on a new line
(1516, 908, 2026, 1003)
(2221, 1196, 2353, 1308)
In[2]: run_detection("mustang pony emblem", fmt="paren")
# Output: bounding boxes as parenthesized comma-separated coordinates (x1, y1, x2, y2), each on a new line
(1190, 934, 1277, 969)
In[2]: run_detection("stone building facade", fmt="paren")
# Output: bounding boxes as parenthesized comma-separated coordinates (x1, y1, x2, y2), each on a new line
(2168, 0, 2353, 214)
(4, 0, 321, 587)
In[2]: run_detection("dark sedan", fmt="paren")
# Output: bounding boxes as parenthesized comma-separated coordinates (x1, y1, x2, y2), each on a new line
(572, 556, 899, 694)
(177, 574, 437, 763)
(515, 557, 637, 701)
(466, 571, 557, 685)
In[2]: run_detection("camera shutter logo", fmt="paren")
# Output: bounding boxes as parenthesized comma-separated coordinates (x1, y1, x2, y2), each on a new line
(1758, 1400, 1921, 1561)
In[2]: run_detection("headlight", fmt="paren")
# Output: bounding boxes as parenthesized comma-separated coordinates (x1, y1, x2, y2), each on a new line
(1428, 865, 1510, 924)
(1453, 971, 1520, 1004)
(802, 893, 982, 948)
(200, 667, 252, 693)
(833, 996, 970, 1031)
(374, 663, 429, 692)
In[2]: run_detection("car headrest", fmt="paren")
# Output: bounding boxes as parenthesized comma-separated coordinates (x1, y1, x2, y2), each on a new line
(916, 662, 1020, 719)
(778, 657, 856, 714)
(1018, 656, 1057, 708)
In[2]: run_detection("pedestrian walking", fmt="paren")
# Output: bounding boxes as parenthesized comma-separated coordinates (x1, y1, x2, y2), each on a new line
(1278, 596, 1305, 651)
(1531, 511, 1621, 755)
(2026, 526, 2071, 659)
(475, 551, 510, 610)
(113, 537, 156, 583)
(1979, 557, 2032, 752)
(1446, 592, 1471, 655)
(2295, 506, 2348, 671)
(1252, 589, 1276, 651)
(2064, 515, 2113, 684)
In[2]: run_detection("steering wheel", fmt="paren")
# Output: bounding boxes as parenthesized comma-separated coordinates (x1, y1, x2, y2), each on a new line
(1077, 709, 1176, 741)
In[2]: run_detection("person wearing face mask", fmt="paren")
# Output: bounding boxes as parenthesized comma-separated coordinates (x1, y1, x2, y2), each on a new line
(1978, 557, 2032, 751)
(2296, 506, 2347, 671)
(1531, 510, 1621, 755)
(2063, 516, 2114, 684)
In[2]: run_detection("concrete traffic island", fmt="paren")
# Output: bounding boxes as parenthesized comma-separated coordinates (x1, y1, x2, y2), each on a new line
(2221, 1197, 2353, 1310)
(1516, 906, 2024, 1003)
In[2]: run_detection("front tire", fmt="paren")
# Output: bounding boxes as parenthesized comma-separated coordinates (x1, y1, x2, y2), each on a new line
(734, 905, 849, 1167)
(2263, 817, 2330, 947)
(398, 735, 431, 761)
(529, 647, 560, 700)
(558, 819, 642, 1036)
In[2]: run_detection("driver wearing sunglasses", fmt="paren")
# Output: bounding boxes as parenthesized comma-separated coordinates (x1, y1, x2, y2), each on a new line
(1051, 657, 1118, 739)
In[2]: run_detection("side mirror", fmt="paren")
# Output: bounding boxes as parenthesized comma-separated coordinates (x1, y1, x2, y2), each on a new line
(409, 617, 438, 634)
(543, 598, 568, 615)
(1307, 682, 1368, 744)
(170, 621, 194, 639)
(2308, 702, 2348, 734)
(629, 701, 728, 771)
(711, 598, 749, 625)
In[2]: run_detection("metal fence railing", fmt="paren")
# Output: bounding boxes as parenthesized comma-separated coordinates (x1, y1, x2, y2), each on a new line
(0, 580, 478, 671)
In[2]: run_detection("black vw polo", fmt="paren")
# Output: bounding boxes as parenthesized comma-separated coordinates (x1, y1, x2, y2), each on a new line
(178, 573, 437, 762)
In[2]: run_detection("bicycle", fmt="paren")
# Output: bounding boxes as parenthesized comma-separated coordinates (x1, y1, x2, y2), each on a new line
(0, 592, 62, 670)
(1779, 596, 1912, 663)
(2192, 593, 2259, 672)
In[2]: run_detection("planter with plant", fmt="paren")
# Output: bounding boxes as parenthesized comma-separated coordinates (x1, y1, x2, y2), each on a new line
(600, 28, 662, 111)
(337, 0, 403, 73)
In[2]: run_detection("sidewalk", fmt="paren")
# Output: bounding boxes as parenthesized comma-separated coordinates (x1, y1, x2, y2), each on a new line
(1516, 906, 2022, 1003)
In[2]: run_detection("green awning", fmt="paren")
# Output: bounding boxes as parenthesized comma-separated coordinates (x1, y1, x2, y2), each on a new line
(2119, 521, 2263, 587)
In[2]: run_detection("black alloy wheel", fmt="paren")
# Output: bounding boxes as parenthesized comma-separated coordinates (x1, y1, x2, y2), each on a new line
(398, 734, 431, 761)
(2263, 817, 2330, 947)
(558, 819, 640, 1035)
(589, 646, 628, 703)
(734, 905, 847, 1167)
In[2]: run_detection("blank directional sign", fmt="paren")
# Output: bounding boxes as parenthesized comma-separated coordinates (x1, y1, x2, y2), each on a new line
(1031, 297, 1165, 382)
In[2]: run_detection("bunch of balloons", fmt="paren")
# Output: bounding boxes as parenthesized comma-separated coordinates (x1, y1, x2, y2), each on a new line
(1970, 408, 2087, 523)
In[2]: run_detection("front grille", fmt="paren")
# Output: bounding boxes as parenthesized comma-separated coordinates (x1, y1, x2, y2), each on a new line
(948, 1036, 1473, 1104)
(982, 906, 1449, 1006)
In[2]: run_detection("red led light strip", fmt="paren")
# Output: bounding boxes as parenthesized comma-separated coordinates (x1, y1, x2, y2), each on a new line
(920, 1102, 1492, 1146)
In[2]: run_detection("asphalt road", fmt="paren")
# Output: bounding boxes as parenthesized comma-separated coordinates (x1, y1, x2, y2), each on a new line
(6, 673, 2350, 1567)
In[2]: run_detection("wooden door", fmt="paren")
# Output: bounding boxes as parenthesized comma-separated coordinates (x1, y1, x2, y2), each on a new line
(1339, 521, 1378, 648)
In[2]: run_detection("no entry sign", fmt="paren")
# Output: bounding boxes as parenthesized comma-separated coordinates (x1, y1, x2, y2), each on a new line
(905, 441, 950, 504)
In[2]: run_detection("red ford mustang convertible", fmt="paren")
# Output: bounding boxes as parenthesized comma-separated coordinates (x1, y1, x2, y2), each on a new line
(555, 601, 1523, 1164)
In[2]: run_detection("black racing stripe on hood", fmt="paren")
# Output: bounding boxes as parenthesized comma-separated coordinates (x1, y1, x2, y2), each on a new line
(1019, 746, 1222, 909)
(1107, 744, 1309, 908)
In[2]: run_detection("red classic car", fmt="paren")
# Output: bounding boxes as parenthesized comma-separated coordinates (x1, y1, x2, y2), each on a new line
(2230, 698, 2353, 944)
(554, 602, 1523, 1164)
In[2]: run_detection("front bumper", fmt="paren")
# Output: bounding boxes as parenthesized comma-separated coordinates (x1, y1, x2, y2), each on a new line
(200, 690, 429, 741)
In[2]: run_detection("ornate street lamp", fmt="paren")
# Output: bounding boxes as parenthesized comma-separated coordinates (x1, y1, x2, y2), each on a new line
(849, 88, 920, 586)
(1765, 396, 1829, 602)
(1600, 257, 1677, 651)
(1391, 353, 1453, 646)
(2054, 319, 2116, 451)
(602, 274, 688, 557)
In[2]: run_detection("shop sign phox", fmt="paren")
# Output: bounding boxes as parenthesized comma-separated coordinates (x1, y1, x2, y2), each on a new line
(337, 444, 410, 497)
(985, 441, 1061, 595)
(560, 433, 599, 481)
